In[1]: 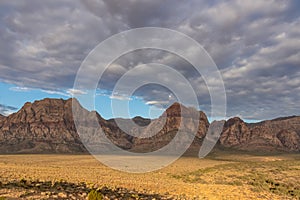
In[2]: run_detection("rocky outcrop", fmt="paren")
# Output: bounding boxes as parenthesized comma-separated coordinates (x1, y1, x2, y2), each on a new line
(220, 117, 251, 147)
(220, 116, 300, 152)
(0, 98, 137, 153)
(131, 103, 209, 153)
(0, 98, 87, 153)
(0, 98, 299, 154)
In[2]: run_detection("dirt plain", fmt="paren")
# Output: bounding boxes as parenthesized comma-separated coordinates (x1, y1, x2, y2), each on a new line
(0, 152, 299, 199)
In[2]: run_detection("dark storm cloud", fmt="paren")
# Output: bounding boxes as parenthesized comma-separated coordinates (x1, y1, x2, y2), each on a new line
(0, 0, 116, 89)
(0, 0, 299, 120)
(92, 0, 196, 28)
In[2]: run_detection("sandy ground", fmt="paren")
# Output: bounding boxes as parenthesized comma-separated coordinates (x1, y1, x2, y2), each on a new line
(0, 154, 299, 199)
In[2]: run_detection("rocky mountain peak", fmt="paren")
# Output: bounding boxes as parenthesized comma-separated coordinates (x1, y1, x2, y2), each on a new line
(0, 98, 87, 153)
(165, 102, 183, 116)
(220, 115, 300, 152)
(164, 102, 202, 119)
(224, 117, 244, 127)
(0, 98, 299, 153)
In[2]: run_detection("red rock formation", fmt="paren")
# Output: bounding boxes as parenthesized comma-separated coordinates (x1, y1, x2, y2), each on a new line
(220, 116, 300, 152)
(131, 103, 209, 153)
(0, 98, 299, 154)
(0, 98, 87, 153)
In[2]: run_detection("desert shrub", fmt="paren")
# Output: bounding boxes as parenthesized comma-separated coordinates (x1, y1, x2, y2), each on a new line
(88, 190, 103, 200)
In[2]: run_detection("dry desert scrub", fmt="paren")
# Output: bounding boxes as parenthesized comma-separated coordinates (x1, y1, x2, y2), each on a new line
(0, 153, 299, 199)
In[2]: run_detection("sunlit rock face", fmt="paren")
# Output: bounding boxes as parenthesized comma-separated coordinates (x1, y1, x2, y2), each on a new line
(220, 116, 300, 152)
(0, 98, 299, 154)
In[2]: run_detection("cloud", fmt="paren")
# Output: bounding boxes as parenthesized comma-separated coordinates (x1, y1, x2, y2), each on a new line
(95, 90, 111, 97)
(66, 88, 87, 96)
(145, 101, 170, 109)
(9, 86, 31, 92)
(0, 104, 18, 116)
(109, 95, 132, 101)
(41, 89, 69, 97)
(9, 86, 71, 96)
(0, 0, 299, 120)
(146, 100, 170, 105)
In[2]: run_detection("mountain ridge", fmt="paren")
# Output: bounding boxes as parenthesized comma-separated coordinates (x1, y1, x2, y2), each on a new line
(0, 98, 299, 154)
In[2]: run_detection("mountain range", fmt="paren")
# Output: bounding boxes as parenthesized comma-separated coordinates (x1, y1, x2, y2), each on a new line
(0, 98, 299, 154)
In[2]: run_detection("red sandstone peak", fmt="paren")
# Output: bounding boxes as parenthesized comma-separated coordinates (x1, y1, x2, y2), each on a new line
(165, 102, 200, 119)
(0, 98, 299, 153)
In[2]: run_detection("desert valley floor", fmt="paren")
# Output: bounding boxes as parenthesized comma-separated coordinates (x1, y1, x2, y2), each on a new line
(0, 152, 299, 199)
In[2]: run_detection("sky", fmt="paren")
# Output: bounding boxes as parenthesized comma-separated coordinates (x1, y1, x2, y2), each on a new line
(0, 0, 299, 121)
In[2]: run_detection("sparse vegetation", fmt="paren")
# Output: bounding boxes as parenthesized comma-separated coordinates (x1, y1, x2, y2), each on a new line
(88, 190, 103, 200)
(173, 158, 300, 199)
(0, 153, 299, 199)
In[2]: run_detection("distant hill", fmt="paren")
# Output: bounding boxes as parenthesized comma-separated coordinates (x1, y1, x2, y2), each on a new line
(220, 116, 300, 152)
(0, 98, 299, 154)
